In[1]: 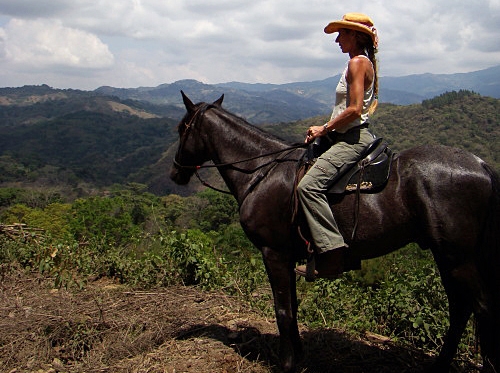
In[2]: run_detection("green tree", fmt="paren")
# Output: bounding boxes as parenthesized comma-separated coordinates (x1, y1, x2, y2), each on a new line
(196, 189, 239, 232)
(0, 202, 72, 239)
(162, 194, 188, 227)
(70, 196, 141, 247)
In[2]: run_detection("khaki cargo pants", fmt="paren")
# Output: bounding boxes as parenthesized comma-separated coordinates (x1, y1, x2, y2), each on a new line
(297, 126, 375, 253)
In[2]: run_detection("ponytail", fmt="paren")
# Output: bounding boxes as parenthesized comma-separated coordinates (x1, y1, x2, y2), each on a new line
(368, 44, 378, 114)
(366, 42, 379, 114)
(356, 32, 379, 114)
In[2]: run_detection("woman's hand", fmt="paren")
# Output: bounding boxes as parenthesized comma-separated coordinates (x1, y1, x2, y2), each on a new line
(305, 124, 328, 143)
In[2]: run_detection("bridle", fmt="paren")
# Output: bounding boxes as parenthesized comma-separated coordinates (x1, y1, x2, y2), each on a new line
(173, 104, 308, 194)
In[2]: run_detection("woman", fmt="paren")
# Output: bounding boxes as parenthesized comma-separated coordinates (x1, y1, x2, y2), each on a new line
(295, 13, 379, 280)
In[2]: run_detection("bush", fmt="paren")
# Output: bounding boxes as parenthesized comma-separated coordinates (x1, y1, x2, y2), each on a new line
(70, 196, 142, 247)
(0, 203, 72, 239)
(0, 188, 477, 362)
(296, 244, 477, 358)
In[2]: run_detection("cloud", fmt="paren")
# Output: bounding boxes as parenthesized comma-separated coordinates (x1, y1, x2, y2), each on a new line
(0, 0, 72, 18)
(0, 18, 114, 71)
(0, 0, 499, 89)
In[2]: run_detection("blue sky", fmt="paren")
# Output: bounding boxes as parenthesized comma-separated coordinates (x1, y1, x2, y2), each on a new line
(1, 0, 499, 90)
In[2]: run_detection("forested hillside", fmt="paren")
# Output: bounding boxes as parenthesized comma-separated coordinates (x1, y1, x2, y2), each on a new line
(0, 86, 180, 197)
(263, 90, 500, 170)
(0, 88, 498, 198)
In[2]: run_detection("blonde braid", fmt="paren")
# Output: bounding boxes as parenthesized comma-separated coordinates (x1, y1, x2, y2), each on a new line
(367, 44, 378, 114)
(355, 31, 379, 114)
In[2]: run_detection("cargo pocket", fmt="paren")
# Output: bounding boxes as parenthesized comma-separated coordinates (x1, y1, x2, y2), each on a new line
(310, 157, 341, 187)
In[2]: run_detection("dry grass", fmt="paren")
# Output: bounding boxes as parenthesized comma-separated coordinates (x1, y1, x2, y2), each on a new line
(0, 266, 480, 373)
(0, 267, 276, 373)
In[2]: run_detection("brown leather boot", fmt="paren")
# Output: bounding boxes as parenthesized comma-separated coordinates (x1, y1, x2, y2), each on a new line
(295, 247, 345, 280)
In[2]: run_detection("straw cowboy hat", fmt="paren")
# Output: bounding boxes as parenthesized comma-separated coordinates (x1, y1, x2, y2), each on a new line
(324, 13, 378, 47)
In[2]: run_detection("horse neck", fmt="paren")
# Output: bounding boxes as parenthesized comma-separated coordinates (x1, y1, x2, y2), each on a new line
(202, 109, 290, 203)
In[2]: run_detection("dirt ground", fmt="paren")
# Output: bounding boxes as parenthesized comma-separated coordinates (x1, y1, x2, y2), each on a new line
(0, 268, 481, 373)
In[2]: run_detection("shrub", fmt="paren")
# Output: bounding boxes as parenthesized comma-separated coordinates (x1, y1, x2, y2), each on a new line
(70, 196, 142, 247)
(296, 245, 477, 357)
(0, 189, 478, 363)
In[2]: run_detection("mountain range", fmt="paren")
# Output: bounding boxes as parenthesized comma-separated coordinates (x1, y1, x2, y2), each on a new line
(95, 64, 500, 123)
(1, 65, 497, 126)
(0, 67, 499, 197)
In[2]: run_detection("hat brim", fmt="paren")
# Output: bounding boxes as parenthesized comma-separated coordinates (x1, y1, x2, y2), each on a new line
(324, 20, 374, 39)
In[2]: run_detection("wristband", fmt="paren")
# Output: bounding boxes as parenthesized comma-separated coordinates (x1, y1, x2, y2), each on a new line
(323, 123, 329, 132)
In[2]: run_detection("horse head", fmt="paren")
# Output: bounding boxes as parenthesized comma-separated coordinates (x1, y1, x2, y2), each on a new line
(170, 91, 224, 185)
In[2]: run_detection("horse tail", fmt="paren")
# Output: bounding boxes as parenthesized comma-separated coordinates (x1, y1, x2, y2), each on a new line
(476, 161, 500, 370)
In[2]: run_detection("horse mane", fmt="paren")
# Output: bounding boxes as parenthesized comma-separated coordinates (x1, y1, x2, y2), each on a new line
(210, 105, 292, 146)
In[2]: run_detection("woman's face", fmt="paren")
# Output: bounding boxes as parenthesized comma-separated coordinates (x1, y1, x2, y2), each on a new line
(335, 29, 357, 54)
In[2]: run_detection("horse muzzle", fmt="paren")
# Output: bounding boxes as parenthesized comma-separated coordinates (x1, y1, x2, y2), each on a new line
(169, 165, 193, 185)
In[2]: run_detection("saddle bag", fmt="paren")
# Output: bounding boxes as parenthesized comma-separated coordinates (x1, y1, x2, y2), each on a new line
(328, 137, 393, 194)
(302, 137, 394, 194)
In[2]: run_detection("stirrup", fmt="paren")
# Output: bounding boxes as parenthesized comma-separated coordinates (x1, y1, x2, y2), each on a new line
(305, 255, 316, 282)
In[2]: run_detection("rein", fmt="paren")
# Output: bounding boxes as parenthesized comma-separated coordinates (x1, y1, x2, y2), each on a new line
(173, 143, 307, 170)
(173, 104, 308, 194)
(175, 143, 308, 194)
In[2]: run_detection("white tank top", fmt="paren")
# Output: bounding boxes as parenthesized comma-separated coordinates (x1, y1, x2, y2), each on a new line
(330, 55, 374, 133)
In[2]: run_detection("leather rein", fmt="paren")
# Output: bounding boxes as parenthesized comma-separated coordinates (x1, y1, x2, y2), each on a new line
(173, 104, 308, 194)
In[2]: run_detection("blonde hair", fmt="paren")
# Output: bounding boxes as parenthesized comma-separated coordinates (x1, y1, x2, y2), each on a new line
(354, 31, 379, 114)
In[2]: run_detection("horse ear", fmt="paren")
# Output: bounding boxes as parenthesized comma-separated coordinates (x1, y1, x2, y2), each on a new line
(213, 94, 224, 107)
(181, 90, 196, 113)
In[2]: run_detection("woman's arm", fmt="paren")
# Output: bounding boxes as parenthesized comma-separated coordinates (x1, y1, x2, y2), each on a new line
(305, 56, 372, 143)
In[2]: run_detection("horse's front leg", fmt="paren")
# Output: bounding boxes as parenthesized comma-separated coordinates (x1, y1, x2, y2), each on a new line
(261, 246, 302, 372)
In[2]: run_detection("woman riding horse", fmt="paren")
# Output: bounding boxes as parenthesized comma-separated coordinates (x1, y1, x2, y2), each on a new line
(295, 13, 379, 280)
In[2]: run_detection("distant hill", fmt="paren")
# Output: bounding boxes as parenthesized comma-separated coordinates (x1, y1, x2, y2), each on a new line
(96, 65, 500, 122)
(137, 91, 500, 196)
(96, 79, 328, 124)
(381, 65, 500, 104)
(0, 75, 499, 198)
(0, 84, 185, 121)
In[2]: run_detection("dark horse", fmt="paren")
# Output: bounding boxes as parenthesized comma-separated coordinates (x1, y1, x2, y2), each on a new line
(170, 92, 500, 372)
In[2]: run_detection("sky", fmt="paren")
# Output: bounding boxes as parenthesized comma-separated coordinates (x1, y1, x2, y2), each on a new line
(0, 0, 499, 91)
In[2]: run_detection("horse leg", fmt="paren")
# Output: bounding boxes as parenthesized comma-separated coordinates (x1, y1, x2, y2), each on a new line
(430, 264, 473, 372)
(476, 310, 499, 373)
(261, 246, 302, 373)
(474, 288, 500, 372)
(431, 288, 472, 372)
(444, 263, 500, 373)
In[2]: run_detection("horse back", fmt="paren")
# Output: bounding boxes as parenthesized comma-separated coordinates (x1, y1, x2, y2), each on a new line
(332, 144, 495, 256)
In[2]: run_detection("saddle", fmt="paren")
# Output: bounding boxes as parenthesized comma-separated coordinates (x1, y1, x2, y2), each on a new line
(294, 137, 394, 278)
(302, 136, 394, 194)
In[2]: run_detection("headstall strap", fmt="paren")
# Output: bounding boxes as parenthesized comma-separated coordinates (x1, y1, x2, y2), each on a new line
(174, 104, 208, 169)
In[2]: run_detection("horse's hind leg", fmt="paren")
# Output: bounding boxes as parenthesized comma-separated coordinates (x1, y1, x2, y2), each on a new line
(474, 290, 500, 372)
(474, 261, 500, 371)
(476, 311, 499, 373)
(446, 263, 500, 373)
(429, 265, 474, 372)
(431, 294, 472, 372)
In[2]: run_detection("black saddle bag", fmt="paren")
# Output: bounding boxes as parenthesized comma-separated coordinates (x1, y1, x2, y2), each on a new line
(303, 136, 394, 194)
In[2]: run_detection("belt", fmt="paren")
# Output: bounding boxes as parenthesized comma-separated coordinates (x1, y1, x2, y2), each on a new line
(327, 123, 370, 143)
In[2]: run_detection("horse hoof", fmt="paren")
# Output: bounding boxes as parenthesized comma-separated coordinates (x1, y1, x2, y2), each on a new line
(424, 360, 450, 373)
(281, 355, 297, 373)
